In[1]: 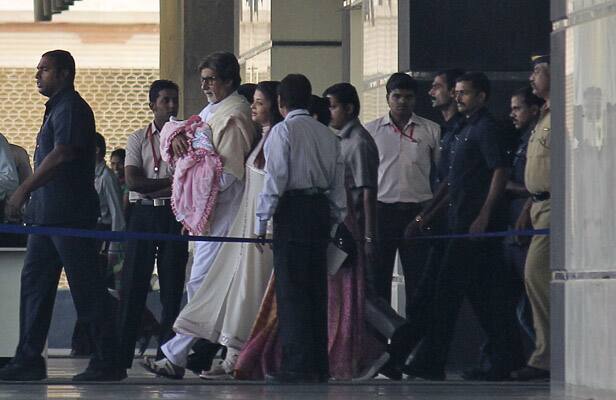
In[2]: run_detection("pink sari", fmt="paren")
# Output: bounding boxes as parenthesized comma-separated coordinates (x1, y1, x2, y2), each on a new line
(234, 184, 381, 380)
(160, 115, 223, 235)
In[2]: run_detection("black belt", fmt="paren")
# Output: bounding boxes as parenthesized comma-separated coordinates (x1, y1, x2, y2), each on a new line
(132, 198, 170, 207)
(377, 201, 421, 210)
(284, 188, 326, 197)
(531, 192, 550, 202)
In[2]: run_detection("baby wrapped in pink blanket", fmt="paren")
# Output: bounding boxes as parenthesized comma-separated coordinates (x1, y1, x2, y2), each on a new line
(160, 115, 223, 235)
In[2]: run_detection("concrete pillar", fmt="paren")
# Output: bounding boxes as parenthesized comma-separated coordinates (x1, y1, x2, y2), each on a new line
(160, 0, 236, 117)
(551, 0, 616, 394)
(238, 0, 342, 95)
(270, 0, 343, 94)
(342, 1, 364, 92)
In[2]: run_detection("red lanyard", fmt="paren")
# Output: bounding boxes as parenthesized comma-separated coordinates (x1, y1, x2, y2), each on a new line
(146, 124, 162, 174)
(393, 122, 415, 141)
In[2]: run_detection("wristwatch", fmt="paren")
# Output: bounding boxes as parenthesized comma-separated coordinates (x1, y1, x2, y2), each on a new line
(415, 215, 423, 223)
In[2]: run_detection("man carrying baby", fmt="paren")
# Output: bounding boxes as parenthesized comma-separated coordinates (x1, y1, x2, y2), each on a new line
(142, 52, 256, 378)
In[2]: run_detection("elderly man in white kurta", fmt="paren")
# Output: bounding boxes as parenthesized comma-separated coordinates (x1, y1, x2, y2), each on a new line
(142, 52, 255, 379)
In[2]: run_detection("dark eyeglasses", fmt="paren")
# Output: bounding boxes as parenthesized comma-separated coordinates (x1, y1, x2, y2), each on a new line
(200, 75, 218, 85)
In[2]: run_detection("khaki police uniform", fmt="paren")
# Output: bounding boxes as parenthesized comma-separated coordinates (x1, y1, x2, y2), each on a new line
(523, 107, 551, 371)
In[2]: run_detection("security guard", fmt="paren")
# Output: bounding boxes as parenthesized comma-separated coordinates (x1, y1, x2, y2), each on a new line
(512, 54, 551, 381)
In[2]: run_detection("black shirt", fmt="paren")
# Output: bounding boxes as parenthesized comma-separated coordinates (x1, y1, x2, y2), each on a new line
(436, 112, 465, 183)
(24, 88, 99, 226)
(445, 107, 508, 232)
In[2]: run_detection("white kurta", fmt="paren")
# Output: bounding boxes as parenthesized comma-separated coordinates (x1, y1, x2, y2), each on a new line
(173, 135, 274, 350)
(160, 94, 254, 367)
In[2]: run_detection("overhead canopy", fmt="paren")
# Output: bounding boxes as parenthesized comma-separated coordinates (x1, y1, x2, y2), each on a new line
(34, 0, 81, 21)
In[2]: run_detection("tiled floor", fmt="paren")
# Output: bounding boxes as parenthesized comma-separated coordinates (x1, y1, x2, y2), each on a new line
(0, 357, 602, 400)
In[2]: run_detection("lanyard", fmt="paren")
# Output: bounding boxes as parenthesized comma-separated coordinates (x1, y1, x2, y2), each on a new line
(392, 122, 415, 141)
(146, 124, 162, 175)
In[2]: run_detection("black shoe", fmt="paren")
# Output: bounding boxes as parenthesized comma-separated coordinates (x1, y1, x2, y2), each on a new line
(461, 367, 486, 381)
(403, 364, 445, 381)
(265, 371, 321, 384)
(186, 340, 222, 374)
(462, 367, 512, 381)
(135, 333, 154, 357)
(72, 367, 127, 382)
(0, 361, 47, 381)
(70, 349, 92, 358)
(511, 366, 550, 381)
(379, 357, 403, 381)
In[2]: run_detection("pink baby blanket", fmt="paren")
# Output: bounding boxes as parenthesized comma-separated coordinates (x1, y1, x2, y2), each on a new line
(160, 115, 223, 235)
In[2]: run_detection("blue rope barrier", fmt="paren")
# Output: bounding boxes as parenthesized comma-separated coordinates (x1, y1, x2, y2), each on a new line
(0, 223, 549, 244)
(409, 228, 549, 240)
(0, 223, 272, 244)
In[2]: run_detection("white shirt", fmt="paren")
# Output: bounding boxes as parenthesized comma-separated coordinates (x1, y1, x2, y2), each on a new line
(0, 133, 19, 202)
(255, 109, 346, 235)
(365, 113, 441, 203)
(125, 122, 172, 202)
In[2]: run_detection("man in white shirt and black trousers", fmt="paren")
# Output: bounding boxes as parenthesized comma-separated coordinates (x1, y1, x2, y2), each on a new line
(255, 74, 346, 384)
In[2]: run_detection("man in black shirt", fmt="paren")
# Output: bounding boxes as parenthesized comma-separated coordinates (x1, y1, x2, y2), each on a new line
(0, 50, 122, 382)
(390, 72, 523, 380)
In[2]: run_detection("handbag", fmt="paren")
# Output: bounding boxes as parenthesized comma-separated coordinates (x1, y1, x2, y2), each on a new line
(332, 223, 357, 264)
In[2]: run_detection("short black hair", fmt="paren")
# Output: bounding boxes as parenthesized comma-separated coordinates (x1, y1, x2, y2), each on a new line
(512, 86, 544, 109)
(278, 74, 312, 110)
(198, 52, 241, 90)
(309, 95, 331, 126)
(95, 132, 106, 158)
(41, 49, 76, 85)
(238, 83, 257, 104)
(255, 81, 283, 125)
(149, 79, 179, 104)
(434, 68, 466, 91)
(386, 72, 418, 95)
(456, 71, 491, 101)
(322, 82, 361, 119)
(110, 148, 126, 161)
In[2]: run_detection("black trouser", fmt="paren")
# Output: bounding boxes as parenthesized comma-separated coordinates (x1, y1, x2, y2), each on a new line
(374, 202, 429, 315)
(15, 223, 116, 370)
(419, 237, 524, 373)
(71, 223, 114, 356)
(273, 193, 330, 377)
(390, 216, 449, 369)
(117, 204, 188, 368)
